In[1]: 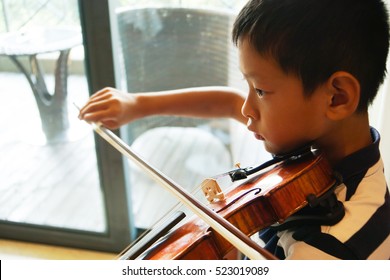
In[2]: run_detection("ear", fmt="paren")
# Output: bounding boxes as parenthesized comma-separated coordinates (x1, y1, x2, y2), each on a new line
(325, 71, 360, 120)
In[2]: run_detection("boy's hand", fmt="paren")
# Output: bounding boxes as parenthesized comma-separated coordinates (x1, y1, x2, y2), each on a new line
(78, 87, 139, 130)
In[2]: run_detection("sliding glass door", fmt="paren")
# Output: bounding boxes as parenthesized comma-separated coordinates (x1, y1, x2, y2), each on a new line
(0, 0, 133, 253)
(0, 0, 252, 254)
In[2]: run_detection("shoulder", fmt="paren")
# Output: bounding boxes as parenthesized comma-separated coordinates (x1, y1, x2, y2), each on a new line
(280, 154, 390, 259)
(282, 158, 390, 259)
(260, 129, 390, 259)
(330, 158, 390, 259)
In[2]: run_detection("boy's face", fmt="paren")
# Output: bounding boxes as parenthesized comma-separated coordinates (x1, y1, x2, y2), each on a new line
(239, 38, 330, 155)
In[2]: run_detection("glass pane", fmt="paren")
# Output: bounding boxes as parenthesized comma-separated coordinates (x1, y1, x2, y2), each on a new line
(112, 0, 249, 230)
(0, 0, 106, 232)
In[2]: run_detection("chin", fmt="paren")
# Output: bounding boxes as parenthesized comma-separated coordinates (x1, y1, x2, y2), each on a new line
(262, 143, 280, 156)
(263, 143, 299, 157)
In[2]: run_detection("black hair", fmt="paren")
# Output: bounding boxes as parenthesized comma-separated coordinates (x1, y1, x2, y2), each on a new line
(232, 0, 389, 112)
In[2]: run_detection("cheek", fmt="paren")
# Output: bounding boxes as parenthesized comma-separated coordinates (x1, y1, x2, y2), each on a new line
(260, 112, 292, 142)
(262, 103, 318, 140)
(265, 103, 302, 126)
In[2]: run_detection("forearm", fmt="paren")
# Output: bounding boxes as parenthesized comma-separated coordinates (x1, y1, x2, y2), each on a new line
(135, 86, 247, 124)
(79, 86, 247, 129)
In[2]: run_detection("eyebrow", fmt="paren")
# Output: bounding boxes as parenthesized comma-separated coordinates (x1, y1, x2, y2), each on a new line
(238, 67, 254, 78)
(240, 70, 257, 80)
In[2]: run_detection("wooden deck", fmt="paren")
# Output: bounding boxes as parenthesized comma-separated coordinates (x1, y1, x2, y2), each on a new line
(0, 72, 106, 232)
(128, 125, 233, 229)
(0, 72, 239, 232)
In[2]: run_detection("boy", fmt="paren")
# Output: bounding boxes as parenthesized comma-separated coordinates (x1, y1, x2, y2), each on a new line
(79, 0, 390, 259)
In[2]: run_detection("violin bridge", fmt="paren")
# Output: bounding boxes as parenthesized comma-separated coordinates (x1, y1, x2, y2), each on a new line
(201, 178, 226, 203)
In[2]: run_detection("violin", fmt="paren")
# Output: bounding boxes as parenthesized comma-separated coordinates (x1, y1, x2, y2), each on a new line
(126, 152, 342, 259)
(88, 121, 343, 260)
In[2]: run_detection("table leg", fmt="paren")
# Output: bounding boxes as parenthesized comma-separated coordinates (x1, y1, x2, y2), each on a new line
(9, 50, 77, 144)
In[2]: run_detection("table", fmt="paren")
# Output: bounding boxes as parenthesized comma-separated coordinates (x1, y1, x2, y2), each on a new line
(0, 27, 83, 144)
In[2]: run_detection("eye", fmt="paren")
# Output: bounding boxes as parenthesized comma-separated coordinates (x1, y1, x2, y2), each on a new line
(255, 88, 266, 97)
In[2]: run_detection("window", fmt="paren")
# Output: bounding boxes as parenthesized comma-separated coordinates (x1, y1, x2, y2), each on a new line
(0, 0, 255, 253)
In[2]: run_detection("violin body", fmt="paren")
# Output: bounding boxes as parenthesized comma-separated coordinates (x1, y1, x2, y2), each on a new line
(134, 152, 336, 260)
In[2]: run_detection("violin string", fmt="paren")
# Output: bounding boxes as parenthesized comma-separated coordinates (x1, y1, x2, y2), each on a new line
(139, 179, 205, 232)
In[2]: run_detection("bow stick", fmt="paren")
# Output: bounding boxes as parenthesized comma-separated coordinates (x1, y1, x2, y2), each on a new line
(75, 104, 277, 260)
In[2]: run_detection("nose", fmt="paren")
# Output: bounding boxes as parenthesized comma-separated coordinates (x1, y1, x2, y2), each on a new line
(241, 90, 259, 123)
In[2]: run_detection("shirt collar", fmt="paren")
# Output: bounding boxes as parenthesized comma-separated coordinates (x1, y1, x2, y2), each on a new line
(334, 127, 381, 182)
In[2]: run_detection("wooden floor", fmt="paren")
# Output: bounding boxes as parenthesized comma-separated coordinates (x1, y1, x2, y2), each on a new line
(0, 72, 106, 232)
(0, 238, 116, 260)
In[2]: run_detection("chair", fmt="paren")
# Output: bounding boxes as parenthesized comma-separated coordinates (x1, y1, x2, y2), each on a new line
(115, 7, 241, 229)
(116, 7, 239, 140)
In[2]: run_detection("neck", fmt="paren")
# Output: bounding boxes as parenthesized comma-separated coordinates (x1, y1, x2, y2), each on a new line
(316, 113, 372, 166)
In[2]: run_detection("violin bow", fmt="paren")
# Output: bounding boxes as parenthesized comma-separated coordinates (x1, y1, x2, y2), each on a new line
(77, 111, 277, 260)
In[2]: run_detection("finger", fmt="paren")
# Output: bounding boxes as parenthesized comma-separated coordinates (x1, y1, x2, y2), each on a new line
(82, 92, 113, 110)
(79, 99, 110, 119)
(82, 109, 114, 124)
(89, 87, 115, 99)
(79, 90, 119, 117)
(101, 120, 120, 130)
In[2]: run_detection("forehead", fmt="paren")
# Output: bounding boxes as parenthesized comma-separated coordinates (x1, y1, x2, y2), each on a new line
(238, 38, 285, 81)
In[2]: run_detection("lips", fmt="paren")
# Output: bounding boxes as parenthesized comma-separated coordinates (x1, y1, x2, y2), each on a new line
(253, 133, 265, 141)
(246, 123, 265, 141)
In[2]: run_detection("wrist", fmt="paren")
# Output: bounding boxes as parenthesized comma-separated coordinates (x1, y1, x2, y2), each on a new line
(131, 93, 154, 120)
